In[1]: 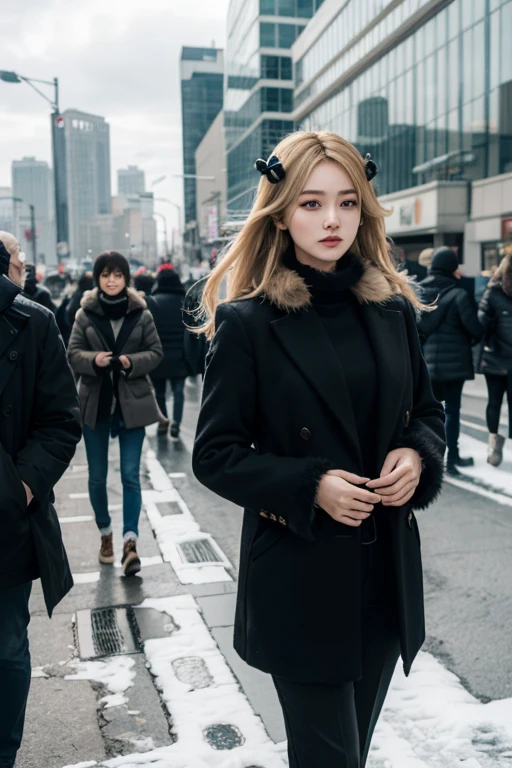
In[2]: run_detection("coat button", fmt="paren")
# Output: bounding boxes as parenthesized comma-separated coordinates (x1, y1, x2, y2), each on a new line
(9, 351, 18, 361)
(404, 411, 411, 428)
(3, 405, 13, 417)
(407, 512, 413, 528)
(300, 427, 311, 440)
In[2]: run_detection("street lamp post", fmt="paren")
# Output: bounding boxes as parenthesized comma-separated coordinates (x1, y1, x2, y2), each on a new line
(153, 211, 169, 260)
(0, 70, 65, 260)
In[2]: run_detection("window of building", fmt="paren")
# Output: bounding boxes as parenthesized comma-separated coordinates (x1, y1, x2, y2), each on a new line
(261, 55, 279, 78)
(260, 0, 275, 13)
(260, 22, 276, 46)
(297, 0, 313, 16)
(277, 0, 295, 15)
(278, 23, 297, 48)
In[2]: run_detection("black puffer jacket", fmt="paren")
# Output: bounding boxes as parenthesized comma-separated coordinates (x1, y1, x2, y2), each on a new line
(478, 282, 512, 375)
(418, 271, 483, 381)
(145, 275, 189, 380)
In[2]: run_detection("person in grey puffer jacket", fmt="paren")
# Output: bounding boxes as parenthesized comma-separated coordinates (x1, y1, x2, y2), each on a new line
(418, 247, 483, 475)
(478, 252, 512, 466)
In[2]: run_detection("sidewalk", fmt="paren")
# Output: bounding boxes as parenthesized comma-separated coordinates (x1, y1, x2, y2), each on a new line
(16, 409, 512, 768)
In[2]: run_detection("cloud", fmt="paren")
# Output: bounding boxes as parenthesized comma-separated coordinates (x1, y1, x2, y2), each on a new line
(0, 0, 229, 217)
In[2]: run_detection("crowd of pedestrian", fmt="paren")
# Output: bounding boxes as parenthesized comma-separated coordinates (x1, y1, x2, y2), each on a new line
(1, 138, 512, 766)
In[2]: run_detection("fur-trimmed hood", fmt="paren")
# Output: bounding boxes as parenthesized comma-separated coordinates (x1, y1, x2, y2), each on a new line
(80, 286, 147, 314)
(264, 257, 396, 311)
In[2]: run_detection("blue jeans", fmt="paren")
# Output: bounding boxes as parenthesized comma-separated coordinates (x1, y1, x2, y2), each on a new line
(83, 418, 146, 537)
(0, 582, 32, 767)
(151, 376, 186, 424)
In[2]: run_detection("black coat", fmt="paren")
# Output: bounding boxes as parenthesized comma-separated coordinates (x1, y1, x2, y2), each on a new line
(0, 275, 81, 614)
(478, 283, 512, 375)
(145, 287, 189, 379)
(417, 272, 483, 382)
(193, 266, 445, 685)
(23, 284, 56, 313)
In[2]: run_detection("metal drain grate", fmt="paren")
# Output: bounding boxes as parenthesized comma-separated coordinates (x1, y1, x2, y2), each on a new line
(91, 608, 126, 655)
(76, 606, 141, 658)
(177, 538, 223, 564)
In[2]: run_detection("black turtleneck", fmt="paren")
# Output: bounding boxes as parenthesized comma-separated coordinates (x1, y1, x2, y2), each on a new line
(283, 248, 379, 480)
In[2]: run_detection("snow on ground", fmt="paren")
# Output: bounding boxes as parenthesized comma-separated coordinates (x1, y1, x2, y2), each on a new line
(65, 656, 136, 695)
(368, 651, 512, 767)
(61, 595, 512, 768)
(143, 451, 232, 584)
(446, 433, 512, 501)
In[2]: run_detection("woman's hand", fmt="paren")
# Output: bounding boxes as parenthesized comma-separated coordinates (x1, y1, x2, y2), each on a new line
(366, 448, 422, 506)
(95, 351, 112, 368)
(315, 470, 382, 527)
(119, 355, 131, 370)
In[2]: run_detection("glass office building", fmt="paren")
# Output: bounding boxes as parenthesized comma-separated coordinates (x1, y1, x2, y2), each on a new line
(180, 48, 224, 230)
(225, 0, 325, 213)
(293, 0, 512, 273)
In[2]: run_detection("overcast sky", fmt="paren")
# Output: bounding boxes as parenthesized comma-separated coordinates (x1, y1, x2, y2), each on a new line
(2, 0, 230, 237)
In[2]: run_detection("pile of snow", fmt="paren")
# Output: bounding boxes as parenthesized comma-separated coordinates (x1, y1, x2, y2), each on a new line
(454, 433, 512, 499)
(368, 651, 512, 767)
(65, 656, 136, 698)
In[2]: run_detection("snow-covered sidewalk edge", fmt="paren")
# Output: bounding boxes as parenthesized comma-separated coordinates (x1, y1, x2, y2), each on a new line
(446, 433, 512, 504)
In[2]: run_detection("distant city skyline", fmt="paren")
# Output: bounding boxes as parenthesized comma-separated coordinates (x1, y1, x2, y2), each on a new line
(1, 0, 230, 249)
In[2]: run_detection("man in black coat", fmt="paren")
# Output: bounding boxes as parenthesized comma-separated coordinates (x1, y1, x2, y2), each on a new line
(418, 247, 483, 475)
(0, 231, 81, 767)
(22, 264, 56, 313)
(146, 266, 190, 438)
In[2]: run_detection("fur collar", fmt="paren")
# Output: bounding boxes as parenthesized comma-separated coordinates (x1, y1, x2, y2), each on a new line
(264, 258, 396, 311)
(80, 287, 147, 314)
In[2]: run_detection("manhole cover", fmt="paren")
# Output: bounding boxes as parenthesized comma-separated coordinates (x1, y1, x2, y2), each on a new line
(172, 656, 212, 689)
(177, 538, 223, 564)
(203, 723, 245, 750)
(76, 606, 141, 658)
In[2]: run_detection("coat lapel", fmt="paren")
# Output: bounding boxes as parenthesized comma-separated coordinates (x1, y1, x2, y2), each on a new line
(271, 310, 363, 466)
(359, 303, 408, 470)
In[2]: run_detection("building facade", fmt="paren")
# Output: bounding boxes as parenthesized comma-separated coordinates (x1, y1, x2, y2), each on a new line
(12, 157, 56, 266)
(195, 110, 227, 245)
(293, 0, 512, 274)
(0, 187, 17, 237)
(118, 166, 146, 196)
(180, 47, 224, 234)
(63, 109, 112, 261)
(225, 0, 325, 214)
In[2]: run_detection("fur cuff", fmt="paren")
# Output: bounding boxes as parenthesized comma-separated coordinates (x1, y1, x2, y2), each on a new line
(292, 457, 335, 541)
(394, 427, 445, 510)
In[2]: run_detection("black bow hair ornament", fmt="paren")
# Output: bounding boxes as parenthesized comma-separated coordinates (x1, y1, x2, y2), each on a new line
(364, 153, 378, 182)
(254, 155, 286, 184)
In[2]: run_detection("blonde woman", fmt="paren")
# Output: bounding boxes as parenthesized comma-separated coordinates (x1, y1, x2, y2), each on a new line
(192, 132, 445, 768)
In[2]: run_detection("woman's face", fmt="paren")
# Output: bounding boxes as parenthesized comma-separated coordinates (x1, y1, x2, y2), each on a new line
(99, 268, 126, 296)
(279, 160, 361, 272)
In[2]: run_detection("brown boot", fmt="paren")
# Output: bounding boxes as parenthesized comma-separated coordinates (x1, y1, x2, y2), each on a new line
(488, 434, 505, 467)
(122, 539, 141, 576)
(157, 418, 170, 435)
(99, 533, 115, 564)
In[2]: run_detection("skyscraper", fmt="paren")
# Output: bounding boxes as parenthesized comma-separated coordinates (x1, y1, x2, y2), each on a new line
(180, 47, 224, 231)
(12, 157, 56, 266)
(63, 109, 112, 260)
(118, 166, 146, 196)
(225, 0, 325, 214)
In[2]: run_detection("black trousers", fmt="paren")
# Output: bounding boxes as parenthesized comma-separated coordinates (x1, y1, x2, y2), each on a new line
(431, 379, 465, 456)
(273, 516, 401, 768)
(485, 372, 512, 438)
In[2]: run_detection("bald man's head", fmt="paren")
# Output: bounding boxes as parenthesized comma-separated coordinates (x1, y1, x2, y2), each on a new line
(0, 231, 25, 286)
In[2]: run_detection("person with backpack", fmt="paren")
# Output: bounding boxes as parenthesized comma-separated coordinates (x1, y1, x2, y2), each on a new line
(478, 252, 512, 466)
(145, 265, 190, 438)
(418, 247, 483, 475)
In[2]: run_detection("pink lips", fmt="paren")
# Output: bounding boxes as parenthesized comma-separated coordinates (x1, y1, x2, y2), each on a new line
(320, 236, 342, 247)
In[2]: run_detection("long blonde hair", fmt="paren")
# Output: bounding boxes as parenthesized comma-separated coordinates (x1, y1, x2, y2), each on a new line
(198, 130, 424, 339)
